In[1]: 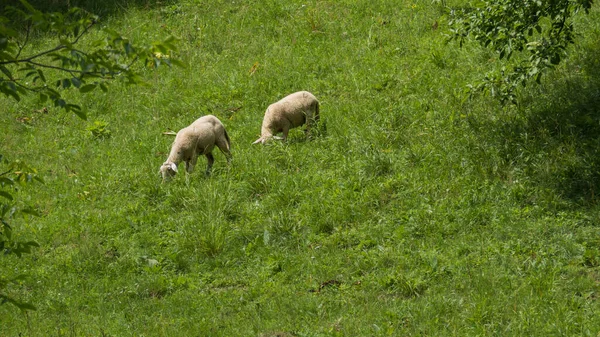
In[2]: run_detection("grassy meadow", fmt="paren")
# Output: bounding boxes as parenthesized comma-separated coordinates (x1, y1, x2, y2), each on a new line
(2, 0, 600, 335)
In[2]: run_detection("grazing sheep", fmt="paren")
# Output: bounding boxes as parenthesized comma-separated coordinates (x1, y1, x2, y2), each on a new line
(253, 91, 320, 144)
(160, 115, 231, 181)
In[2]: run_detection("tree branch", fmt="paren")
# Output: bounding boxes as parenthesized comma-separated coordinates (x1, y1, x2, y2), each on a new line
(0, 169, 12, 177)
(0, 20, 96, 66)
(12, 79, 44, 93)
(24, 60, 79, 76)
(15, 23, 32, 60)
(22, 60, 118, 79)
(0, 45, 66, 66)
(71, 18, 96, 45)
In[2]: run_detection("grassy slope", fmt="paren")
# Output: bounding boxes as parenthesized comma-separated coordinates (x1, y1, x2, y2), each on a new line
(2, 0, 600, 335)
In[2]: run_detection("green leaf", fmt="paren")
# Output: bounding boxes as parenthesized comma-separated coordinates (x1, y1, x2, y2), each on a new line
(0, 178, 14, 186)
(14, 302, 37, 311)
(3, 224, 12, 240)
(59, 38, 72, 49)
(0, 83, 21, 102)
(79, 84, 96, 93)
(24, 70, 37, 79)
(18, 0, 37, 13)
(155, 44, 168, 54)
(71, 77, 82, 88)
(164, 35, 177, 44)
(83, 63, 96, 73)
(0, 66, 13, 79)
(162, 36, 179, 50)
(103, 28, 121, 39)
(26, 241, 40, 248)
(169, 59, 186, 68)
(0, 191, 12, 201)
(20, 208, 40, 217)
(124, 42, 134, 55)
(14, 241, 40, 254)
(71, 106, 86, 120)
(11, 274, 29, 282)
(37, 69, 46, 83)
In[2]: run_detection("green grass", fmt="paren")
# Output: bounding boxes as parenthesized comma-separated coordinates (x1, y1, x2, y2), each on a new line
(2, 0, 600, 335)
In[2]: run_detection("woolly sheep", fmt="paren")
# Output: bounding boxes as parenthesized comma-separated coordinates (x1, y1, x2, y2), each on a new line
(160, 115, 231, 181)
(252, 91, 320, 144)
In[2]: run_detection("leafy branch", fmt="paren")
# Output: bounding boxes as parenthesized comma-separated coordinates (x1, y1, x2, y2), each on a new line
(449, 0, 594, 104)
(0, 154, 42, 312)
(0, 0, 183, 312)
(0, 0, 182, 119)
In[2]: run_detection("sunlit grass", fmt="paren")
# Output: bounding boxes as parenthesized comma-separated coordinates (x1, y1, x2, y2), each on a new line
(1, 0, 600, 336)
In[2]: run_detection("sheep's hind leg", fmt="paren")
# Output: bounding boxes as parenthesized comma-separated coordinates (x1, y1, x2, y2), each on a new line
(305, 109, 319, 138)
(303, 111, 310, 137)
(205, 153, 215, 176)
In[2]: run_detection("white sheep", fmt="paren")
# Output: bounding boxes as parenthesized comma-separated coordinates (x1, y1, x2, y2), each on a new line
(160, 115, 231, 181)
(252, 91, 320, 144)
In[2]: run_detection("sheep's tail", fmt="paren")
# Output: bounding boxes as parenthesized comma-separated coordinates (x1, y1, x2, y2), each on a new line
(223, 128, 231, 150)
(314, 100, 320, 122)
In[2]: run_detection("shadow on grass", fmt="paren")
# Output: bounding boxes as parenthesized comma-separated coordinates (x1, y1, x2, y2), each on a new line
(491, 43, 600, 206)
(3, 0, 178, 20)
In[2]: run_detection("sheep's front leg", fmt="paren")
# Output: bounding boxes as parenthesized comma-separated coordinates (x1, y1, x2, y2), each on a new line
(304, 122, 311, 137)
(205, 153, 215, 176)
(280, 124, 290, 141)
(186, 154, 198, 174)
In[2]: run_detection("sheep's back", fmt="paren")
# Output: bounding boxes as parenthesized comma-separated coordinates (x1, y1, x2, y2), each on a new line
(275, 91, 317, 107)
(191, 115, 220, 127)
(191, 115, 226, 136)
(272, 92, 317, 125)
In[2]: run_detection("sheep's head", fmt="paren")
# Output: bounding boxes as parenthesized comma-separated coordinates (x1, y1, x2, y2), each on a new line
(160, 162, 178, 181)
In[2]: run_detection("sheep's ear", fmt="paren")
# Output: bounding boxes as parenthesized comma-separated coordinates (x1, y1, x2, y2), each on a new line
(170, 163, 178, 172)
